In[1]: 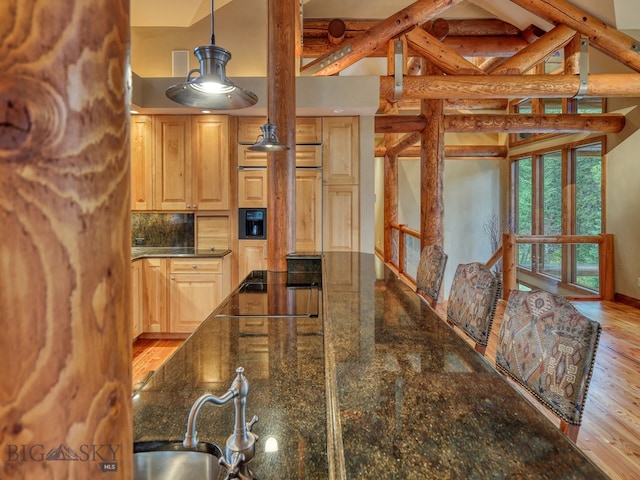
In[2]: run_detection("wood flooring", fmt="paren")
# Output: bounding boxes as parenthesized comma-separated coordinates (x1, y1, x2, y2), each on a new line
(131, 300, 640, 479)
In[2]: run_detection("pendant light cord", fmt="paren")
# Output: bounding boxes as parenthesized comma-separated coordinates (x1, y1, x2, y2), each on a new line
(210, 0, 215, 44)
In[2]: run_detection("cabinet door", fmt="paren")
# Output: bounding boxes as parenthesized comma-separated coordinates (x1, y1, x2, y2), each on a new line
(143, 258, 168, 333)
(238, 240, 267, 280)
(237, 117, 321, 145)
(154, 115, 192, 210)
(192, 116, 229, 210)
(131, 261, 143, 340)
(169, 273, 221, 333)
(322, 117, 359, 185)
(130, 115, 154, 211)
(296, 169, 322, 252)
(323, 185, 359, 252)
(238, 169, 267, 208)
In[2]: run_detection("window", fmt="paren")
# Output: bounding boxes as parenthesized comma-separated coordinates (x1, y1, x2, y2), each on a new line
(512, 139, 604, 294)
(510, 97, 604, 146)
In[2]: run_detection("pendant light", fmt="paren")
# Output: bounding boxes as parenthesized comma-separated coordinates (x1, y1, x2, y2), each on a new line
(248, 121, 289, 152)
(165, 0, 258, 110)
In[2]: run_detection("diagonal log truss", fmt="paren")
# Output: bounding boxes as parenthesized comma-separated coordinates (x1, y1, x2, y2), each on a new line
(300, 0, 639, 256)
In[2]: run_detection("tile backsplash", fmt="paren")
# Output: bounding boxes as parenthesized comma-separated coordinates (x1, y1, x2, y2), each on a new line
(131, 213, 194, 247)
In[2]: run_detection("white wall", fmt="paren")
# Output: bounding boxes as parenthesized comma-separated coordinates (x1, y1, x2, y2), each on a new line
(606, 98, 640, 299)
(359, 116, 375, 254)
(394, 157, 505, 295)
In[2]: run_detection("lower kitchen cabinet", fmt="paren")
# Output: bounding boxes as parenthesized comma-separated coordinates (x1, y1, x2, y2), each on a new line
(323, 184, 359, 252)
(238, 240, 267, 280)
(142, 258, 168, 334)
(131, 260, 143, 340)
(133, 255, 231, 338)
(168, 257, 231, 333)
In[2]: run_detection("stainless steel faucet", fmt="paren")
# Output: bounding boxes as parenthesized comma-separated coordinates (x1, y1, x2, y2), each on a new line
(183, 367, 259, 480)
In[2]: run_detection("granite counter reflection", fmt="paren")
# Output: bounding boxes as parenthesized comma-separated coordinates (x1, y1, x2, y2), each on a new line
(133, 272, 327, 479)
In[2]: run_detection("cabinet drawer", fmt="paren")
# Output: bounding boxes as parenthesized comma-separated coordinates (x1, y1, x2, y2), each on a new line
(170, 258, 223, 274)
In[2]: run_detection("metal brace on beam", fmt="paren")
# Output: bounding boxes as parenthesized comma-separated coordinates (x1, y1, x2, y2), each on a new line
(394, 40, 403, 100)
(302, 44, 353, 76)
(575, 37, 589, 98)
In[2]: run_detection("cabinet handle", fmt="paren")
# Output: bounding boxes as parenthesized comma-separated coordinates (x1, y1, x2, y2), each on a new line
(192, 205, 197, 209)
(192, 264, 197, 269)
(171, 275, 175, 280)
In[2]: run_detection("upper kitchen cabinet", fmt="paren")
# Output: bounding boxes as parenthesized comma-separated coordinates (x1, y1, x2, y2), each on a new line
(153, 115, 230, 211)
(238, 117, 322, 145)
(192, 116, 230, 210)
(322, 117, 359, 185)
(154, 115, 192, 210)
(130, 115, 154, 211)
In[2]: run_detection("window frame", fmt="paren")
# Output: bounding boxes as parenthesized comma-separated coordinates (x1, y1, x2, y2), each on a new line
(510, 137, 606, 295)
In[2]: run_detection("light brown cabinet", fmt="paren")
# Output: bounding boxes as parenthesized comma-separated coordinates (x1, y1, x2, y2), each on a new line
(142, 257, 168, 334)
(238, 240, 267, 280)
(323, 185, 359, 251)
(237, 117, 322, 145)
(153, 115, 229, 211)
(130, 115, 154, 211)
(322, 117, 359, 252)
(133, 256, 230, 336)
(131, 260, 143, 340)
(322, 117, 359, 185)
(168, 257, 231, 333)
(191, 116, 229, 210)
(296, 169, 322, 252)
(154, 115, 192, 210)
(238, 169, 268, 208)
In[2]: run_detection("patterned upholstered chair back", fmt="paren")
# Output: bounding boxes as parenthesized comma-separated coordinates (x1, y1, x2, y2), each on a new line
(495, 290, 601, 441)
(446, 262, 500, 355)
(415, 244, 448, 308)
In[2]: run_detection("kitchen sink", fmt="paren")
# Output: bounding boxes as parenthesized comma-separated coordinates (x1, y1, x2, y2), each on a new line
(134, 440, 222, 480)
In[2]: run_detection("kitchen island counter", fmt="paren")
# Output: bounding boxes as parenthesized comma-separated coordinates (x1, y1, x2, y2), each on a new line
(133, 252, 608, 479)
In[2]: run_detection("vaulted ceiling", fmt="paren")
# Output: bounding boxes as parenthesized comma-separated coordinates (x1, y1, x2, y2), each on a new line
(130, 0, 637, 31)
(130, 0, 640, 140)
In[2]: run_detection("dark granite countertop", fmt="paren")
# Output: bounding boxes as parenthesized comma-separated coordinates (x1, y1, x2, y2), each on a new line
(131, 246, 231, 260)
(133, 253, 609, 479)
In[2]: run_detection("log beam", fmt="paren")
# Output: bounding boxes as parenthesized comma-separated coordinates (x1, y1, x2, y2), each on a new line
(380, 74, 640, 99)
(510, 0, 640, 73)
(378, 97, 510, 113)
(489, 24, 577, 75)
(375, 113, 625, 134)
(405, 28, 486, 75)
(375, 144, 508, 159)
(302, 35, 529, 59)
(386, 132, 422, 158)
(301, 0, 465, 75)
(304, 18, 522, 37)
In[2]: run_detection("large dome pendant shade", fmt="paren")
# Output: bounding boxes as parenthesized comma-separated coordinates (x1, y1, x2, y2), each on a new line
(165, 45, 258, 109)
(248, 122, 289, 152)
(164, 0, 258, 110)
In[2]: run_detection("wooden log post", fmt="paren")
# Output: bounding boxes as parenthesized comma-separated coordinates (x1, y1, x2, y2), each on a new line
(420, 65, 445, 250)
(383, 100, 399, 263)
(502, 233, 518, 299)
(600, 233, 615, 301)
(267, 0, 297, 271)
(0, 0, 131, 478)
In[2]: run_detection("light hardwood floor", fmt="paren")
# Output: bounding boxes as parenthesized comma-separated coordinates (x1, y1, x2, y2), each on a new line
(132, 301, 640, 479)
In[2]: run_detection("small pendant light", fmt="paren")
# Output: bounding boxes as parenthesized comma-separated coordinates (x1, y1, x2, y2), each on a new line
(165, 0, 258, 110)
(248, 121, 289, 152)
